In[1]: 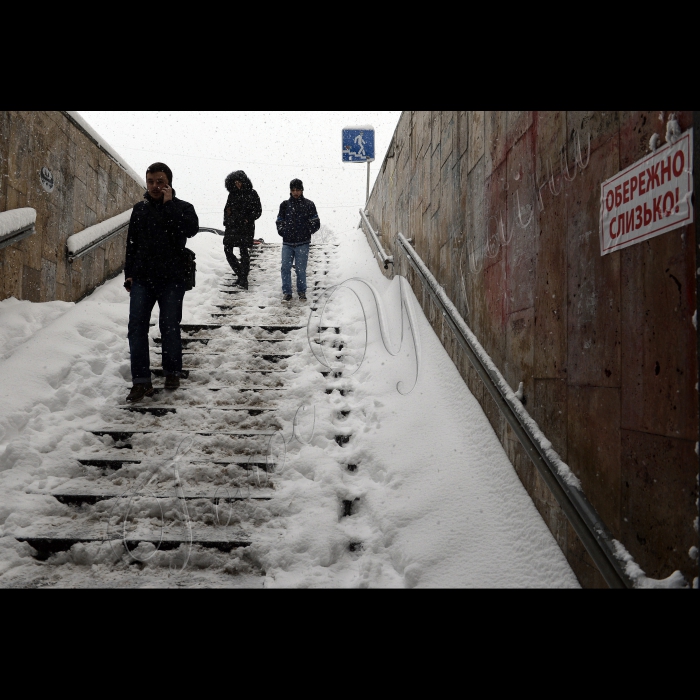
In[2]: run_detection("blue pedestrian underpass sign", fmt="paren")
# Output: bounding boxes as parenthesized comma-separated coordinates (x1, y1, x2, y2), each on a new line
(342, 126, 375, 163)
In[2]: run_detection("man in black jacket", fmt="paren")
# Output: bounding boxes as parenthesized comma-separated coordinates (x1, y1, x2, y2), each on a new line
(276, 178, 320, 302)
(124, 162, 199, 401)
(223, 170, 262, 289)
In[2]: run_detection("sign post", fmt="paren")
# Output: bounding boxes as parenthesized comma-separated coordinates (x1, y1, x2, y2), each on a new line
(342, 126, 375, 205)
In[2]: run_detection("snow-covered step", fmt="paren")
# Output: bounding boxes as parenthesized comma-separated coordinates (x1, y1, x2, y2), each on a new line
(156, 337, 294, 345)
(220, 284, 264, 289)
(78, 458, 273, 470)
(211, 311, 307, 317)
(155, 337, 294, 345)
(90, 429, 277, 439)
(153, 356, 292, 371)
(100, 410, 281, 431)
(151, 368, 288, 375)
(249, 250, 334, 257)
(78, 458, 142, 469)
(17, 529, 252, 560)
(150, 369, 287, 379)
(176, 335, 295, 346)
(150, 386, 287, 392)
(150, 323, 308, 334)
(169, 354, 295, 363)
(249, 250, 336, 258)
(117, 405, 277, 415)
(139, 381, 288, 399)
(224, 269, 329, 279)
(47, 488, 272, 507)
(180, 324, 313, 333)
(83, 439, 282, 459)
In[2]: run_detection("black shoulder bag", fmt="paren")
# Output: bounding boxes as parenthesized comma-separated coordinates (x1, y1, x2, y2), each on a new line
(182, 248, 196, 290)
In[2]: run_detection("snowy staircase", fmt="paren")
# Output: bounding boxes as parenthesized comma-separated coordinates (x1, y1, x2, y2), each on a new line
(15, 242, 342, 583)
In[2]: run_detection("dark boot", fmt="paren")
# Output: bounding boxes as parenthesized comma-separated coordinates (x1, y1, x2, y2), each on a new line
(164, 375, 180, 390)
(126, 384, 154, 402)
(238, 276, 249, 290)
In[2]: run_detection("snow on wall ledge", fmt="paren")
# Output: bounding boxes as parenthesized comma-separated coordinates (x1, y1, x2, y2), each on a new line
(66, 209, 132, 256)
(65, 112, 146, 189)
(0, 208, 36, 242)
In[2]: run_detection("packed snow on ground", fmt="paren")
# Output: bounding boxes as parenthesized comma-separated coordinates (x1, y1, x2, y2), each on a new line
(66, 209, 132, 255)
(0, 208, 36, 241)
(0, 223, 579, 588)
(0, 298, 74, 362)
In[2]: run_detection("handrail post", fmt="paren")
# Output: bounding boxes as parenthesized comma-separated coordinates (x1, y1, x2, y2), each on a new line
(359, 209, 393, 271)
(366, 161, 370, 206)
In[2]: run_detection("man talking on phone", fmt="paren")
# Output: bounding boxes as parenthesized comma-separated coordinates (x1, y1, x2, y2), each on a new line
(123, 162, 199, 402)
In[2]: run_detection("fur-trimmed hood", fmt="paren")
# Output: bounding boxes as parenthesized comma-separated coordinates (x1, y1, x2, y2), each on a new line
(225, 170, 253, 192)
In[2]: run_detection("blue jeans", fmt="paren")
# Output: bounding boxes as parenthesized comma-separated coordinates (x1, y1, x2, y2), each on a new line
(128, 280, 186, 384)
(281, 242, 309, 295)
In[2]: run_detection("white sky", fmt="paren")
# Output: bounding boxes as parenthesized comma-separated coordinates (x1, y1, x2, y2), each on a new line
(77, 111, 401, 236)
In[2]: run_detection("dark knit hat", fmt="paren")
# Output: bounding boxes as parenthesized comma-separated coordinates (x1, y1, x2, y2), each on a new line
(290, 178, 304, 191)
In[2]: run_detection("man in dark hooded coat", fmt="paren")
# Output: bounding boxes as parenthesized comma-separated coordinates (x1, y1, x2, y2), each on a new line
(223, 170, 262, 289)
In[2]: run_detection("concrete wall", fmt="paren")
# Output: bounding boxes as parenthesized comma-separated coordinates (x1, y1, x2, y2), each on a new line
(0, 111, 144, 303)
(364, 111, 699, 587)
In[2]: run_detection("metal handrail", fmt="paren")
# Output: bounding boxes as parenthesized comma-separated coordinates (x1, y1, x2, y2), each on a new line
(67, 222, 129, 262)
(359, 209, 393, 269)
(395, 232, 634, 588)
(0, 223, 36, 251)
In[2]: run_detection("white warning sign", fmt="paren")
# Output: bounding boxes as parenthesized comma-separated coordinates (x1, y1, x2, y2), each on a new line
(599, 129, 693, 256)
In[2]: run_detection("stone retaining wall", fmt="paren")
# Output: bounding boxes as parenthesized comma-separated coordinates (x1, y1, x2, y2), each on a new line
(0, 111, 144, 302)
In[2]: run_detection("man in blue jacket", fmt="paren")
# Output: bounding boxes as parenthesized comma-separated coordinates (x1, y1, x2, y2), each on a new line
(275, 179, 320, 302)
(124, 162, 199, 401)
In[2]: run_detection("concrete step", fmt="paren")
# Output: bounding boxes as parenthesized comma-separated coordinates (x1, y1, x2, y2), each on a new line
(78, 458, 273, 471)
(116, 405, 276, 416)
(157, 352, 295, 360)
(175, 336, 292, 344)
(151, 323, 317, 334)
(180, 324, 311, 333)
(90, 429, 277, 440)
(17, 529, 252, 560)
(154, 337, 293, 345)
(47, 488, 272, 507)
(151, 386, 287, 392)
(151, 369, 288, 377)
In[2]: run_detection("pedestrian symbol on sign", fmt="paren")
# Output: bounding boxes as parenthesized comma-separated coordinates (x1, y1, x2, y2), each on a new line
(354, 133, 366, 158)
